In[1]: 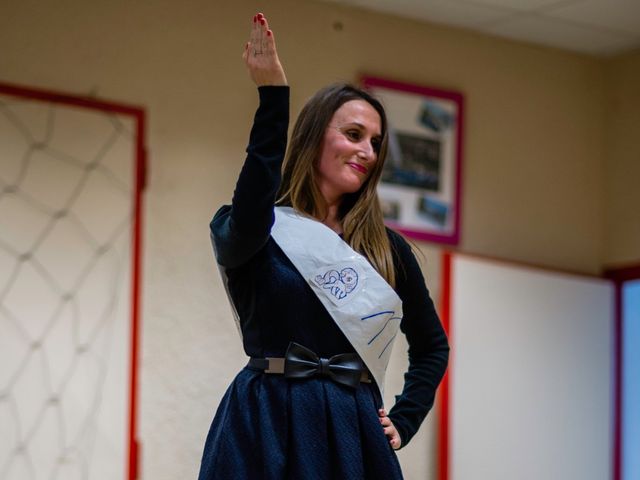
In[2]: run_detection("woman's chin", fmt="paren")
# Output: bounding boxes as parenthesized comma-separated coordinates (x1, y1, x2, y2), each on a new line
(341, 182, 365, 196)
(342, 174, 368, 192)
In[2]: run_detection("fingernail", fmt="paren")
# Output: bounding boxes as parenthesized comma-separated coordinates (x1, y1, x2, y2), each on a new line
(267, 30, 272, 36)
(257, 13, 264, 19)
(260, 19, 265, 25)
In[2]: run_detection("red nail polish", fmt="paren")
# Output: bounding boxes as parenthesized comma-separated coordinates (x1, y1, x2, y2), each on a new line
(257, 13, 264, 19)
(267, 30, 272, 36)
(260, 19, 265, 25)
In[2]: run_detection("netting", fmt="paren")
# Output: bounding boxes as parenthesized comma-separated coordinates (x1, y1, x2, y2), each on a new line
(0, 87, 140, 480)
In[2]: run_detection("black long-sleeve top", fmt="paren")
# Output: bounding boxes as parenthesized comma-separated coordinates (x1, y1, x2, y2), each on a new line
(210, 86, 449, 448)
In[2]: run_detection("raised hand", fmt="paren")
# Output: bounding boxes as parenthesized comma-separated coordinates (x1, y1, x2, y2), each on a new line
(242, 13, 288, 87)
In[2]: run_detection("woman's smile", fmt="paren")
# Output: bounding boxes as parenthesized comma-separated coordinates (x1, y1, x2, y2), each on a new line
(347, 161, 368, 175)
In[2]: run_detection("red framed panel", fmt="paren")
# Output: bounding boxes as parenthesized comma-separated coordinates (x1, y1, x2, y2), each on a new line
(438, 251, 616, 480)
(0, 81, 146, 480)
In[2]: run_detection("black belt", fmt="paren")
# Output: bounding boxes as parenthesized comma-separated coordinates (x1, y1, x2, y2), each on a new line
(248, 342, 371, 389)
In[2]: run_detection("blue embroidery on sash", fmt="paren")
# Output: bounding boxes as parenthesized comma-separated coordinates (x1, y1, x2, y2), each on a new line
(315, 267, 359, 301)
(361, 311, 403, 358)
(361, 311, 394, 321)
(378, 333, 398, 359)
(363, 311, 402, 344)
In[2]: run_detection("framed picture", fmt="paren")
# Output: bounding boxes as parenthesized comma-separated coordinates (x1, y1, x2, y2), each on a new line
(362, 76, 464, 245)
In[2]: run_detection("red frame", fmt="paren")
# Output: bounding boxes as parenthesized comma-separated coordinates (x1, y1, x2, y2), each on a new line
(361, 75, 464, 246)
(0, 81, 146, 480)
(437, 252, 453, 480)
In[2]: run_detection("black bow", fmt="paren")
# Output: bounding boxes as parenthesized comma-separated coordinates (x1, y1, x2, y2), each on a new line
(284, 342, 365, 389)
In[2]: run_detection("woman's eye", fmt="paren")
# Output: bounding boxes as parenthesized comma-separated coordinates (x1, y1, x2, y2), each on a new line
(345, 130, 361, 141)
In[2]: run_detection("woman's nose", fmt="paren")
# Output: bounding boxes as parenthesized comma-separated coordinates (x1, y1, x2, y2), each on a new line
(358, 141, 375, 162)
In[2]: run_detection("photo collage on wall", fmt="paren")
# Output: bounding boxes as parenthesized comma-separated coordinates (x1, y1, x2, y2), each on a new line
(362, 77, 464, 245)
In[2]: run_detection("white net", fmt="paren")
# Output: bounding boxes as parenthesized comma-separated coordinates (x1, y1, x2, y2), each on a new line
(0, 89, 138, 480)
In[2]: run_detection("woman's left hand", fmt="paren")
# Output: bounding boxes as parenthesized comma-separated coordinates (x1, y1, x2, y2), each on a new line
(242, 12, 287, 87)
(378, 409, 401, 450)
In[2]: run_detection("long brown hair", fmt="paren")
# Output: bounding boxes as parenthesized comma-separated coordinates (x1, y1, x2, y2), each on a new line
(277, 83, 395, 287)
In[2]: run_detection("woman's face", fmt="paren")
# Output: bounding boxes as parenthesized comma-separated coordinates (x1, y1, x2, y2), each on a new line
(315, 99, 382, 204)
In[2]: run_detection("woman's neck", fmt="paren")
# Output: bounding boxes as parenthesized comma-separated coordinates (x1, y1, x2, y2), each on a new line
(321, 199, 343, 234)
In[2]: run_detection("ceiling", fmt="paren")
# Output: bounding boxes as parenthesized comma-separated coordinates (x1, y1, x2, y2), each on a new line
(318, 0, 640, 56)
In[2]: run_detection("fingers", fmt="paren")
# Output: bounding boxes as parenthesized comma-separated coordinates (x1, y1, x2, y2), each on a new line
(265, 26, 276, 55)
(256, 14, 265, 54)
(250, 13, 268, 55)
(378, 409, 401, 450)
(260, 13, 268, 29)
(249, 15, 258, 54)
(243, 12, 288, 86)
(242, 42, 249, 63)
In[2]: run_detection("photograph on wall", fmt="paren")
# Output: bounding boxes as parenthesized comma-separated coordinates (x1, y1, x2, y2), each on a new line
(362, 76, 464, 245)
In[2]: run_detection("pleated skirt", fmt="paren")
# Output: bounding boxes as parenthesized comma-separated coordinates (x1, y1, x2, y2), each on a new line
(198, 366, 404, 480)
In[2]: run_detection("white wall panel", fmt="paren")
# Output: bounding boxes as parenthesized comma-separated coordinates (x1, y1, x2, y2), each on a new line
(449, 255, 614, 480)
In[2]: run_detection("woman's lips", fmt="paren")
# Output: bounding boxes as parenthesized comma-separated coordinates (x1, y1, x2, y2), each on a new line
(348, 162, 368, 174)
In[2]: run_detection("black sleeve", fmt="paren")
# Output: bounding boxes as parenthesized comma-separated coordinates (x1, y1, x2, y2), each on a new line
(210, 86, 289, 268)
(386, 230, 450, 448)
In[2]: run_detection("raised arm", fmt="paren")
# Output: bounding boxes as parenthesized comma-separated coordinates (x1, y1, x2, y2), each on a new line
(211, 13, 289, 268)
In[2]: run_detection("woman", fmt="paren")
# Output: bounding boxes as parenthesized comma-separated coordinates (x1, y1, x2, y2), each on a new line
(199, 13, 449, 480)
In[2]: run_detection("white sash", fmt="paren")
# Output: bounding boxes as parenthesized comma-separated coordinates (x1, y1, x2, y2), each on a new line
(271, 206, 403, 399)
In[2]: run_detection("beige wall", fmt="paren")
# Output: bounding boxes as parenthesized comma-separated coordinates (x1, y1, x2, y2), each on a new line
(1, 0, 638, 478)
(604, 50, 640, 267)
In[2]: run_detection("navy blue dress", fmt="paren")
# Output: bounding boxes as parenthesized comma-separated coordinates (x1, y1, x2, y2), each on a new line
(198, 86, 449, 479)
